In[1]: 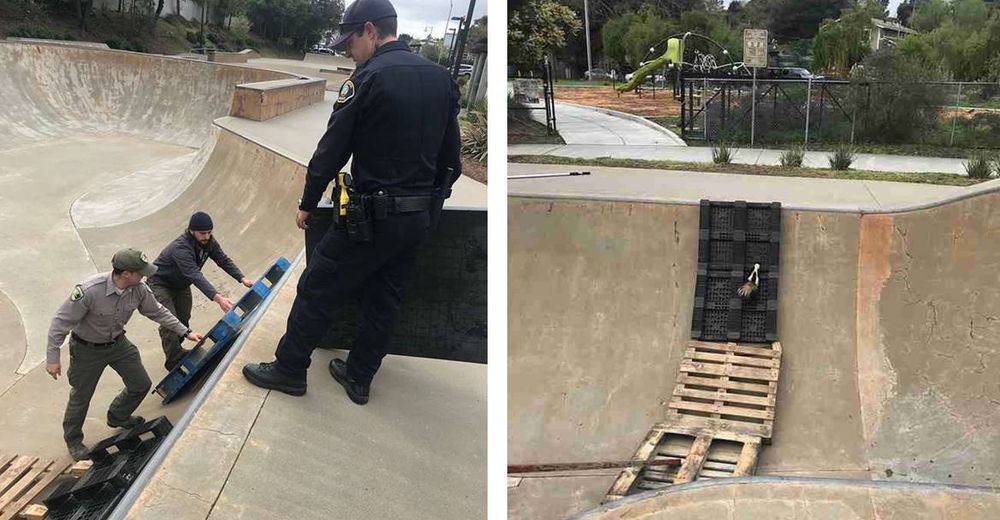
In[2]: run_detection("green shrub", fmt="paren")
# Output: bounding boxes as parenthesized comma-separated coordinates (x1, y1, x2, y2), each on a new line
(828, 145, 856, 170)
(461, 111, 487, 162)
(779, 147, 805, 167)
(712, 142, 734, 164)
(185, 31, 199, 44)
(964, 152, 995, 179)
(9, 26, 76, 41)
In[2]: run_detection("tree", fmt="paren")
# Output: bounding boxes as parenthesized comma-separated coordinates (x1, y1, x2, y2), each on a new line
(469, 15, 487, 44)
(508, 0, 581, 70)
(812, 1, 885, 76)
(420, 40, 443, 62)
(909, 0, 950, 32)
(246, 0, 345, 50)
(897, 0, 917, 26)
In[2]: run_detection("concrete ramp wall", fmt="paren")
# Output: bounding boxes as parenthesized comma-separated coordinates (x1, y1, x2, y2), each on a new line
(0, 42, 292, 149)
(508, 186, 1000, 513)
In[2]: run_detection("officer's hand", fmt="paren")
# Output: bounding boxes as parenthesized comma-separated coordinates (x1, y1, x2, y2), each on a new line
(240, 277, 254, 288)
(46, 362, 61, 380)
(213, 294, 234, 312)
(296, 210, 310, 230)
(185, 331, 204, 342)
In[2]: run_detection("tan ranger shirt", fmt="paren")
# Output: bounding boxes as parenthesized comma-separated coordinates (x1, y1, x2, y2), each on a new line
(47, 272, 188, 364)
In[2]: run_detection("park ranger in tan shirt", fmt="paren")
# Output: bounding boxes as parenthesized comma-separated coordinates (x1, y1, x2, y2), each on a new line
(46, 248, 204, 461)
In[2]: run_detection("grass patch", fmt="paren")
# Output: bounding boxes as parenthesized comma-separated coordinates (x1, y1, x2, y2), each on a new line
(507, 155, 980, 187)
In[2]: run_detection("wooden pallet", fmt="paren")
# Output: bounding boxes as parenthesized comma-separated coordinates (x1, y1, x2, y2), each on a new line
(606, 341, 781, 502)
(0, 455, 71, 520)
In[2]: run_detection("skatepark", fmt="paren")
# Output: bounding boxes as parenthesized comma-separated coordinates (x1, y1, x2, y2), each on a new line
(0, 40, 485, 519)
(507, 161, 1000, 518)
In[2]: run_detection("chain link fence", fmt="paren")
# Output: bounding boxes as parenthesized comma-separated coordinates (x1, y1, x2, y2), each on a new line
(680, 78, 1000, 151)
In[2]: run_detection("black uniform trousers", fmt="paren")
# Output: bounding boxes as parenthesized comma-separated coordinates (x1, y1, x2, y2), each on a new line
(275, 211, 430, 385)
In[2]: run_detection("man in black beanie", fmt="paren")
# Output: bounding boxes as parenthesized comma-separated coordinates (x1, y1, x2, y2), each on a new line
(148, 211, 254, 370)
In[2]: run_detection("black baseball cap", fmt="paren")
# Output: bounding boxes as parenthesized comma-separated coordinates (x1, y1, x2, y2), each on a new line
(329, 0, 397, 51)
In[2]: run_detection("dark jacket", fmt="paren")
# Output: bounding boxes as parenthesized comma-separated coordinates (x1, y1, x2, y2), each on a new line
(298, 40, 462, 211)
(148, 233, 244, 300)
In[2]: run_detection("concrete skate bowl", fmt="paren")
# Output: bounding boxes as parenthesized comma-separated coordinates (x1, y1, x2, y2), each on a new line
(0, 41, 309, 458)
(570, 477, 1000, 519)
(507, 185, 1000, 518)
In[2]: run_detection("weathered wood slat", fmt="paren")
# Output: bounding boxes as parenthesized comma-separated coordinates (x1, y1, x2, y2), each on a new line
(654, 417, 770, 442)
(605, 428, 666, 500)
(676, 375, 772, 395)
(679, 360, 779, 381)
(0, 457, 36, 500)
(0, 461, 65, 520)
(732, 440, 762, 477)
(689, 340, 781, 358)
(685, 349, 779, 368)
(668, 398, 774, 420)
(674, 435, 712, 484)
(0, 459, 48, 519)
(672, 387, 776, 407)
(699, 469, 735, 478)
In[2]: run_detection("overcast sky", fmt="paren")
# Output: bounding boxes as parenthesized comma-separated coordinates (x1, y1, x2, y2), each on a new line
(720, 0, 903, 17)
(378, 0, 487, 40)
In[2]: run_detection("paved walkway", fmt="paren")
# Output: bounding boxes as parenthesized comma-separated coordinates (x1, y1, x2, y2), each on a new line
(531, 101, 686, 146)
(509, 143, 969, 175)
(506, 162, 988, 213)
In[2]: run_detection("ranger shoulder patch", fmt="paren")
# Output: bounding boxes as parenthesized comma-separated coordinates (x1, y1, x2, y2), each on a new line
(337, 80, 355, 104)
(70, 285, 84, 302)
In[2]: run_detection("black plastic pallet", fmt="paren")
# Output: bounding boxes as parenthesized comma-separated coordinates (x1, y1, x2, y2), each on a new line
(691, 200, 780, 343)
(42, 417, 172, 520)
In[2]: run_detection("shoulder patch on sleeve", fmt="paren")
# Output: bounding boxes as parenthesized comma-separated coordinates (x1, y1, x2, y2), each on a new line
(337, 80, 355, 104)
(70, 285, 84, 302)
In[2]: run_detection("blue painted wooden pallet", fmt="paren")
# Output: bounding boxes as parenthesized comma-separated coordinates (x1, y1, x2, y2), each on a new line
(153, 257, 291, 403)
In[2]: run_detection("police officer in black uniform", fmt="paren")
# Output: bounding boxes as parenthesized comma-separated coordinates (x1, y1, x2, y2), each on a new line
(241, 0, 462, 404)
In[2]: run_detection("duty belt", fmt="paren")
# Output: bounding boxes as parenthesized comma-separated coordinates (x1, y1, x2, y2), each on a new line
(366, 193, 436, 220)
(71, 332, 122, 347)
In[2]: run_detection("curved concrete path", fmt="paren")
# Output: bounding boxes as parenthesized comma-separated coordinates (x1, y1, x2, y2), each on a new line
(532, 101, 686, 146)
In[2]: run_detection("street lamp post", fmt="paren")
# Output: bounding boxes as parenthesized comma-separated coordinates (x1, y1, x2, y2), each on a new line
(583, 0, 592, 80)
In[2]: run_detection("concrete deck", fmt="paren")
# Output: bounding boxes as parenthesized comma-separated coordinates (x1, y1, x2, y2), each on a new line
(1, 41, 485, 519)
(507, 162, 972, 213)
(508, 168, 1000, 517)
(509, 143, 970, 175)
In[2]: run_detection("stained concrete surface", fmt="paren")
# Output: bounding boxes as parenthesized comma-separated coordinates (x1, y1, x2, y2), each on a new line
(1, 40, 485, 519)
(509, 180, 1000, 517)
(130, 260, 486, 520)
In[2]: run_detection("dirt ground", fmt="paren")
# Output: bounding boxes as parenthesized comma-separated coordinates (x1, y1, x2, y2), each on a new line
(462, 155, 487, 185)
(555, 86, 681, 117)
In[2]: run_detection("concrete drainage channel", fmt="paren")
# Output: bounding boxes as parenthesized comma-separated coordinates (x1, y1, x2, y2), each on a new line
(40, 251, 303, 520)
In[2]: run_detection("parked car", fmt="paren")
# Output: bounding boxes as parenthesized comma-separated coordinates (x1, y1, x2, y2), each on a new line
(459, 63, 474, 77)
(584, 68, 611, 81)
(767, 67, 824, 80)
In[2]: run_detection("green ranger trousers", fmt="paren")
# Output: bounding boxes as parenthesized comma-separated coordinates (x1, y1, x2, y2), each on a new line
(148, 281, 192, 368)
(62, 335, 151, 445)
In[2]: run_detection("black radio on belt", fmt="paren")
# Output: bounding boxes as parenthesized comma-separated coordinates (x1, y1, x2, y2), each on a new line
(345, 197, 373, 244)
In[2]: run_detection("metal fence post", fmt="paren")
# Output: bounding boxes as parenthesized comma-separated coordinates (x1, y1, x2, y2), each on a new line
(751, 67, 757, 148)
(804, 78, 812, 148)
(850, 84, 856, 146)
(704, 77, 709, 140)
(950, 83, 962, 147)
